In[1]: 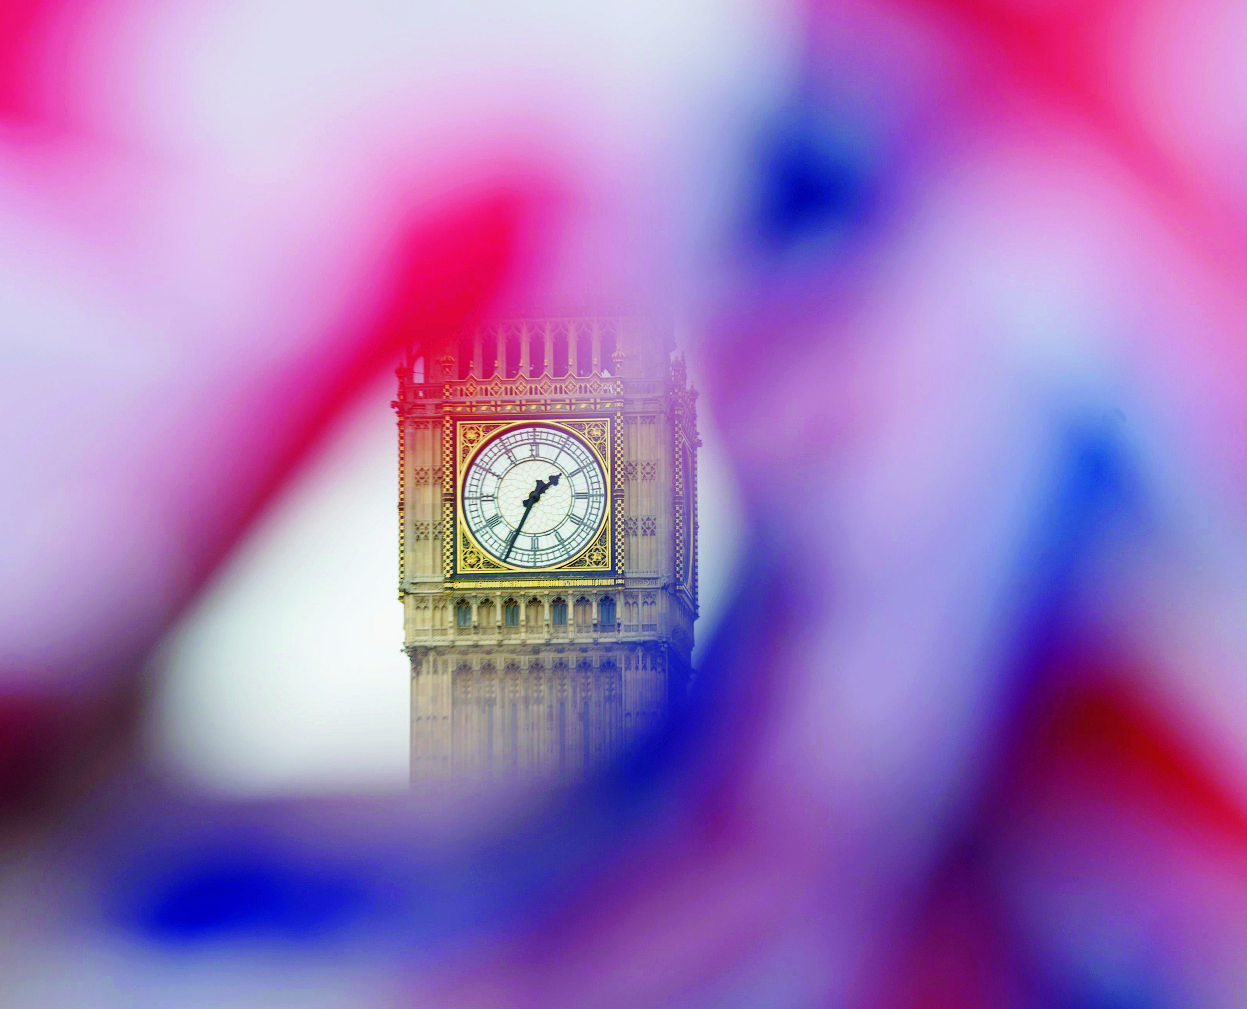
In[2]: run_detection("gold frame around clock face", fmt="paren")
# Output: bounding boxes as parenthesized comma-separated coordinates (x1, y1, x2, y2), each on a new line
(461, 424, 608, 568)
(444, 415, 621, 587)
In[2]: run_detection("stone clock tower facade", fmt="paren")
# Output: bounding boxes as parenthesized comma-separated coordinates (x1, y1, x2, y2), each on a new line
(395, 314, 698, 784)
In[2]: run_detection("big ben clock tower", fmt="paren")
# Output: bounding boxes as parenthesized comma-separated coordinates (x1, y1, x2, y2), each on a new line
(395, 314, 699, 783)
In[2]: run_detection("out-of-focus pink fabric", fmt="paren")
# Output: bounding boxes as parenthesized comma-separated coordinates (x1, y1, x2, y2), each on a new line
(5, 1, 1247, 1007)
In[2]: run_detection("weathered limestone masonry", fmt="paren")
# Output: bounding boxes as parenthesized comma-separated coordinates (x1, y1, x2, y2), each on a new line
(395, 314, 699, 783)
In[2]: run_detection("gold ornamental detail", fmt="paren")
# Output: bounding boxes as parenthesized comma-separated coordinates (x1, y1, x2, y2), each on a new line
(457, 421, 508, 464)
(440, 416, 455, 577)
(446, 576, 623, 590)
(458, 529, 507, 572)
(611, 408, 626, 573)
(558, 419, 610, 460)
(442, 374, 621, 402)
(557, 526, 611, 571)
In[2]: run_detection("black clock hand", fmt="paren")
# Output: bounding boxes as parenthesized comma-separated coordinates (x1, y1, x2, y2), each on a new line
(502, 474, 562, 561)
(502, 499, 535, 561)
(523, 473, 561, 507)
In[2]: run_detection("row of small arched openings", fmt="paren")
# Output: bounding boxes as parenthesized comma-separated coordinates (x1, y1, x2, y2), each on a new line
(453, 657, 620, 679)
(419, 595, 657, 630)
(453, 596, 618, 628)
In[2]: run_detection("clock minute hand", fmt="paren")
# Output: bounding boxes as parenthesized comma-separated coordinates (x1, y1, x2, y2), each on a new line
(502, 499, 535, 562)
(502, 474, 561, 561)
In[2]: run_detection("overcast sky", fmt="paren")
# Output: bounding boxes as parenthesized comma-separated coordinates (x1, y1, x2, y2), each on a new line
(148, 356, 745, 797)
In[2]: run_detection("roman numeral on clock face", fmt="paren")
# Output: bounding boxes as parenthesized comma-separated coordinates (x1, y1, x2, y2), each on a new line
(486, 514, 503, 528)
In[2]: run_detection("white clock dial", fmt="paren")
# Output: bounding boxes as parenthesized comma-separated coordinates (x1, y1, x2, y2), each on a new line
(461, 424, 608, 568)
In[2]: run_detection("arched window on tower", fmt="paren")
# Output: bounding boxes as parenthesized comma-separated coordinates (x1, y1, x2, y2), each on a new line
(576, 326, 593, 377)
(504, 329, 521, 378)
(503, 598, 520, 627)
(599, 327, 616, 376)
(551, 597, 567, 626)
(573, 596, 592, 628)
(552, 328, 568, 377)
(599, 595, 616, 627)
(478, 598, 495, 628)
(481, 327, 498, 379)
(455, 599, 471, 628)
(525, 597, 542, 626)
(528, 328, 545, 377)
(599, 658, 621, 764)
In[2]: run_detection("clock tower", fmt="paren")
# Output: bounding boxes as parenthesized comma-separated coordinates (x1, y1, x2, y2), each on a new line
(395, 314, 699, 783)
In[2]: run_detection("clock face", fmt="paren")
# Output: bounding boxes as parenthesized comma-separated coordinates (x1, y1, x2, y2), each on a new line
(461, 424, 608, 568)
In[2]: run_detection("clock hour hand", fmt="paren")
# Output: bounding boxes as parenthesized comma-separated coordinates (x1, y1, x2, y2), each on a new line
(522, 473, 561, 508)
